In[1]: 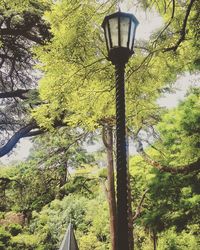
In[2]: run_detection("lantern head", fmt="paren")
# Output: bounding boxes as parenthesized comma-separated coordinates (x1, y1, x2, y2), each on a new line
(102, 11, 139, 65)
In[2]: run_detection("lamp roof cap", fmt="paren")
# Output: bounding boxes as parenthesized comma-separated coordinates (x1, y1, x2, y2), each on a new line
(101, 11, 139, 29)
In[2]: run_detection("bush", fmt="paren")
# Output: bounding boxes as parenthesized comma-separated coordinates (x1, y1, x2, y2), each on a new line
(157, 228, 199, 250)
(7, 224, 22, 236)
(0, 242, 6, 250)
(0, 226, 11, 244)
(11, 234, 40, 250)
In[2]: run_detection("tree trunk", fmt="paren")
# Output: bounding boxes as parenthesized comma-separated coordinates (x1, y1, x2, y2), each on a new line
(102, 125, 117, 250)
(127, 135, 134, 250)
(127, 173, 134, 250)
(152, 230, 157, 250)
(58, 161, 68, 199)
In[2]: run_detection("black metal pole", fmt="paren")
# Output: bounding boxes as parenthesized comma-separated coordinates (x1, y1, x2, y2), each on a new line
(115, 62, 129, 250)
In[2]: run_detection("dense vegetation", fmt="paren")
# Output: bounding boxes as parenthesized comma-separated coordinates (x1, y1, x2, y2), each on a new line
(0, 0, 199, 249)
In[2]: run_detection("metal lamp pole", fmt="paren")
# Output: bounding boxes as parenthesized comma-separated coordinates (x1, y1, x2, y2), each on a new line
(102, 11, 139, 250)
(115, 60, 129, 250)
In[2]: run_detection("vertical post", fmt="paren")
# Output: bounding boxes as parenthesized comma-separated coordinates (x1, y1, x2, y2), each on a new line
(102, 125, 117, 250)
(115, 62, 129, 250)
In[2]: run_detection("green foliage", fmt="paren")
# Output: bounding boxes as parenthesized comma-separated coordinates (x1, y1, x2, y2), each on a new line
(0, 126, 96, 213)
(98, 168, 107, 180)
(129, 89, 200, 248)
(7, 224, 22, 236)
(141, 0, 200, 70)
(155, 88, 200, 166)
(32, 0, 114, 129)
(31, 127, 95, 169)
(157, 228, 199, 250)
(0, 226, 11, 246)
(32, 0, 178, 135)
(0, 0, 51, 13)
(62, 175, 98, 198)
(11, 234, 40, 250)
(29, 192, 109, 249)
(1, 162, 59, 213)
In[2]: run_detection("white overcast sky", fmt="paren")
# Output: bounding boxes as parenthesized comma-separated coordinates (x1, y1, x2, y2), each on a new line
(1, 2, 199, 165)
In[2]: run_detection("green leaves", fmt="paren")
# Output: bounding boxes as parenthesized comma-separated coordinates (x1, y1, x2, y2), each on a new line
(156, 88, 200, 166)
(33, 0, 171, 132)
(129, 87, 200, 247)
(157, 228, 199, 250)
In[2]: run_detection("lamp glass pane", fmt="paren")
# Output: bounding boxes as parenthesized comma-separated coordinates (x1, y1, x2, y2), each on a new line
(109, 17, 118, 47)
(105, 23, 110, 50)
(129, 20, 136, 50)
(120, 16, 130, 48)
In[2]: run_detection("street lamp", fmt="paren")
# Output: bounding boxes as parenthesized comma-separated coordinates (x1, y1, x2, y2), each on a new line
(102, 11, 138, 250)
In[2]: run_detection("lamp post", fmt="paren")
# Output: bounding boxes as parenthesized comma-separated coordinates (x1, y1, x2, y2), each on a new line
(102, 11, 138, 250)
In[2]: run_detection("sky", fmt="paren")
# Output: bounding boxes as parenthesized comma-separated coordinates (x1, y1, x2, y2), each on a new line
(121, 2, 164, 41)
(0, 2, 199, 165)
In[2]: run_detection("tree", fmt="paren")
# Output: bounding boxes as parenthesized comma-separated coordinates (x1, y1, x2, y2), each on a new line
(0, 126, 94, 214)
(0, 0, 52, 156)
(0, 0, 199, 163)
(129, 89, 200, 249)
(137, 88, 200, 173)
(102, 124, 117, 250)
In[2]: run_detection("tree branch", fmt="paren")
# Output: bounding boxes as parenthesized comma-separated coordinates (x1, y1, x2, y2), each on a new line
(133, 189, 149, 221)
(0, 117, 78, 157)
(0, 121, 37, 157)
(0, 177, 22, 187)
(139, 150, 200, 174)
(152, 0, 175, 47)
(0, 89, 30, 99)
(102, 125, 110, 149)
(164, 0, 196, 52)
(23, 129, 45, 137)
